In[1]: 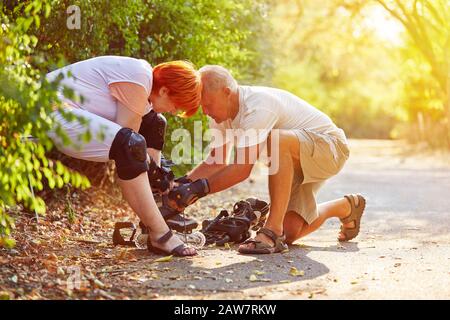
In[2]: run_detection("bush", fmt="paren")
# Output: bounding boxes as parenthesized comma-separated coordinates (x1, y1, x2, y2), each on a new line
(0, 1, 90, 248)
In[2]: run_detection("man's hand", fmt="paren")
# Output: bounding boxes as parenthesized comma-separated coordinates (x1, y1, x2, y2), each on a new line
(167, 178, 210, 211)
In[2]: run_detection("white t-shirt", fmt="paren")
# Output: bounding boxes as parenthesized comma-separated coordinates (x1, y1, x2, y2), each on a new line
(209, 85, 344, 148)
(46, 56, 153, 121)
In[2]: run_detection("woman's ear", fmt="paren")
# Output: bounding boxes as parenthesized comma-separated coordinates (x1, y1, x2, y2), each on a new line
(159, 86, 169, 97)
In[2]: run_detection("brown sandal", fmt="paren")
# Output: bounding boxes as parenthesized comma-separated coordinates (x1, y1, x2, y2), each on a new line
(238, 227, 288, 254)
(339, 194, 366, 241)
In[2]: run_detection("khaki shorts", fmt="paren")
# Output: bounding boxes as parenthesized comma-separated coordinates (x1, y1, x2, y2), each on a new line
(287, 128, 350, 224)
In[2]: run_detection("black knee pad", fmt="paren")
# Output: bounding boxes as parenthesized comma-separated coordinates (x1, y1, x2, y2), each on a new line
(139, 110, 167, 151)
(109, 128, 149, 180)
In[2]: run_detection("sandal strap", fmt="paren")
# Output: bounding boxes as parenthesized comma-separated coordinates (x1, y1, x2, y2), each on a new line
(241, 227, 288, 253)
(341, 194, 360, 224)
(257, 227, 278, 243)
(257, 227, 286, 244)
(156, 230, 173, 244)
(171, 243, 188, 255)
(242, 238, 262, 245)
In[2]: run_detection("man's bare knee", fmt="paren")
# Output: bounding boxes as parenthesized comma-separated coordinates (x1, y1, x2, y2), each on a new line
(283, 211, 306, 244)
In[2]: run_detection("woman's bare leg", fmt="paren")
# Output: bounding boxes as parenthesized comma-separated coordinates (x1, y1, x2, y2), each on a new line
(118, 172, 195, 255)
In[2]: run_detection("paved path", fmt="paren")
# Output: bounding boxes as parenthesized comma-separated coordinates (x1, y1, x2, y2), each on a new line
(153, 139, 450, 299)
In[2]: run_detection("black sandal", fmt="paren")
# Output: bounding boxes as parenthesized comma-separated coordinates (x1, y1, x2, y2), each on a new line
(238, 227, 288, 254)
(147, 229, 197, 257)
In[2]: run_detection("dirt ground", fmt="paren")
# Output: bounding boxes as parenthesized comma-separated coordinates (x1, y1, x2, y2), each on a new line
(1, 139, 450, 300)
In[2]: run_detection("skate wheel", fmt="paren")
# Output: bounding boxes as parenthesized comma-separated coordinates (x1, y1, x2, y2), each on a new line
(174, 231, 206, 249)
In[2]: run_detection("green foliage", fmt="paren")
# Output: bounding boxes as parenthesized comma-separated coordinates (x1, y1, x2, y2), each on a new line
(379, 0, 450, 148)
(272, 1, 402, 139)
(0, 1, 90, 247)
(272, 0, 449, 145)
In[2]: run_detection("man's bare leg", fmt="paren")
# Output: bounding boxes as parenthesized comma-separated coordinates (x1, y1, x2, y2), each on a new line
(284, 197, 358, 243)
(239, 131, 300, 250)
(118, 172, 196, 255)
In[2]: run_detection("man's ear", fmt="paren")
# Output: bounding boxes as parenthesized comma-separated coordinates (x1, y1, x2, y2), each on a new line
(159, 86, 169, 97)
(223, 86, 232, 97)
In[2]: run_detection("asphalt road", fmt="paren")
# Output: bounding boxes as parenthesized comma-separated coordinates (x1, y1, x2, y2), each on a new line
(152, 139, 450, 299)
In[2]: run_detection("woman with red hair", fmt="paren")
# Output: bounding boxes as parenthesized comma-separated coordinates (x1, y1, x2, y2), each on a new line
(46, 56, 202, 256)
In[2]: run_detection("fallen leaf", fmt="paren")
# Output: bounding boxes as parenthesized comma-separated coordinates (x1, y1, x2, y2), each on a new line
(249, 274, 258, 282)
(224, 243, 231, 250)
(92, 250, 102, 257)
(0, 291, 11, 300)
(289, 267, 305, 277)
(279, 280, 291, 284)
(98, 290, 114, 299)
(48, 253, 59, 262)
(93, 278, 105, 288)
(225, 278, 233, 283)
(153, 255, 173, 263)
(253, 270, 266, 275)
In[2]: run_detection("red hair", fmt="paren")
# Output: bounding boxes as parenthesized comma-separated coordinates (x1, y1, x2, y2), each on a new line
(152, 61, 202, 117)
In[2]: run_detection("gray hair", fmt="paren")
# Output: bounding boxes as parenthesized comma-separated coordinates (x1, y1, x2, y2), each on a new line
(199, 65, 238, 93)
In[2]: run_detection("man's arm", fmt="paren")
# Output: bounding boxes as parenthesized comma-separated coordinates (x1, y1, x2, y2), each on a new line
(167, 142, 261, 210)
(206, 142, 262, 194)
(187, 142, 231, 181)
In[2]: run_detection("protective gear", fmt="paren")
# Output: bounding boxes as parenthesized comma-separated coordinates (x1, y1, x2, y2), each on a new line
(112, 222, 137, 246)
(138, 110, 167, 151)
(201, 198, 270, 246)
(160, 154, 175, 169)
(147, 157, 174, 193)
(156, 194, 199, 232)
(174, 175, 192, 185)
(168, 178, 210, 210)
(109, 128, 149, 180)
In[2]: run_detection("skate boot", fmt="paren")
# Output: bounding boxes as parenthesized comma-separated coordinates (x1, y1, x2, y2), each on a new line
(200, 198, 270, 246)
